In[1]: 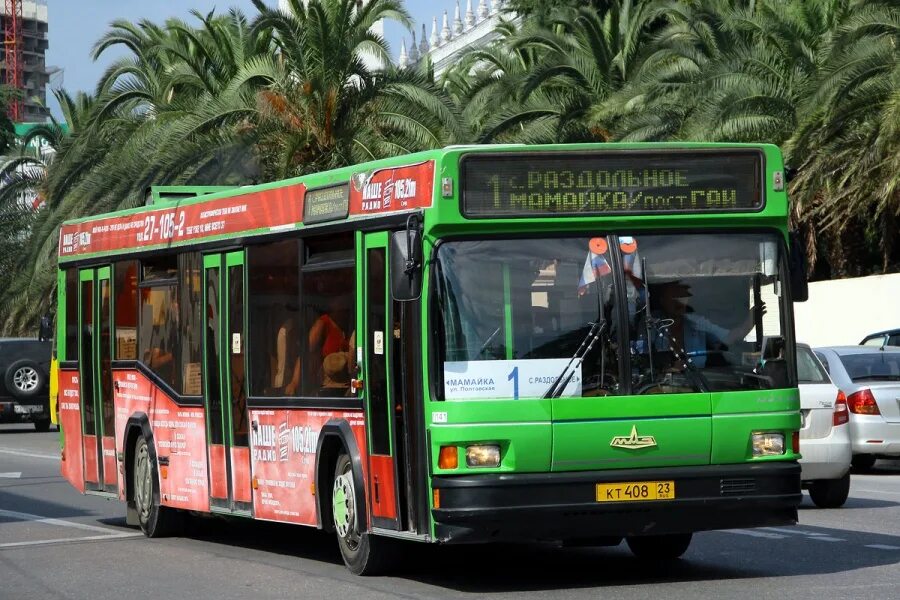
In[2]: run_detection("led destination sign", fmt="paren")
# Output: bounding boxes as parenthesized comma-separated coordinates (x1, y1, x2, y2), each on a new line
(303, 183, 350, 224)
(462, 151, 763, 217)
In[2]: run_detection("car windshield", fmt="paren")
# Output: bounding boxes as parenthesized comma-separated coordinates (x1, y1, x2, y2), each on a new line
(433, 233, 792, 400)
(838, 352, 900, 382)
(797, 347, 829, 384)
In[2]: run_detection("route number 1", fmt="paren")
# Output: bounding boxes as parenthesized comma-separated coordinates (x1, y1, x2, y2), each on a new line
(507, 366, 519, 400)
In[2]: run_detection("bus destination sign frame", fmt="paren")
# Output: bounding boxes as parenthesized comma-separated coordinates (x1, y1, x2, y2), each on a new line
(461, 149, 765, 218)
(303, 183, 350, 224)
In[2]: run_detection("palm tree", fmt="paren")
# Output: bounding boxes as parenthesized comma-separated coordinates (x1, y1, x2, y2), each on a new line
(249, 0, 462, 178)
(449, 1, 661, 143)
(787, 0, 900, 274)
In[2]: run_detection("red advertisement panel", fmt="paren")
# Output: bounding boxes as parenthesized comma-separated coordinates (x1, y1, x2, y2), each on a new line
(58, 369, 84, 492)
(59, 185, 305, 258)
(349, 161, 434, 216)
(249, 409, 367, 526)
(112, 369, 210, 512)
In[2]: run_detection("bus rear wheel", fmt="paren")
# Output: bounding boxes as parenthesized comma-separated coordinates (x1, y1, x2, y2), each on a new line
(626, 533, 692, 560)
(332, 452, 396, 575)
(133, 435, 182, 537)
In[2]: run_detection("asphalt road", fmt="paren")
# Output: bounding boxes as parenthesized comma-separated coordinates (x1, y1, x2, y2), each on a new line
(2, 423, 900, 600)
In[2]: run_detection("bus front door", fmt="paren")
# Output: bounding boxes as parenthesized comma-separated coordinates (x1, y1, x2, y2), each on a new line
(78, 266, 117, 495)
(359, 232, 424, 532)
(202, 251, 252, 514)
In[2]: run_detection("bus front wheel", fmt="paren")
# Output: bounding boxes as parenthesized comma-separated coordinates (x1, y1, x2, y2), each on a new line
(626, 533, 692, 560)
(133, 435, 182, 538)
(332, 452, 396, 575)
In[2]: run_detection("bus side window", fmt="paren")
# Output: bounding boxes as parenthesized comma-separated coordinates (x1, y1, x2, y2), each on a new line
(65, 269, 78, 361)
(114, 261, 139, 360)
(301, 233, 355, 397)
(138, 255, 179, 391)
(247, 239, 301, 397)
(178, 253, 203, 396)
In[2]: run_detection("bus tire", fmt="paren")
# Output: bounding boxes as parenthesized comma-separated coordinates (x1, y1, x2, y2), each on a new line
(33, 418, 51, 432)
(626, 533, 692, 560)
(133, 435, 182, 538)
(332, 452, 396, 575)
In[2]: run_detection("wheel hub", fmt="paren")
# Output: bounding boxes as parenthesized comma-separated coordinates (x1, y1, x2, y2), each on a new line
(332, 470, 357, 547)
(13, 367, 38, 392)
(135, 444, 152, 524)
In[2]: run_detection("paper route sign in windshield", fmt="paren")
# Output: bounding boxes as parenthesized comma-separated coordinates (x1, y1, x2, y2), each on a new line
(443, 358, 581, 400)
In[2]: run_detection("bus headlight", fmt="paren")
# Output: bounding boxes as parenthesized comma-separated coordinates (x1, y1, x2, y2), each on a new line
(466, 444, 500, 467)
(751, 432, 785, 456)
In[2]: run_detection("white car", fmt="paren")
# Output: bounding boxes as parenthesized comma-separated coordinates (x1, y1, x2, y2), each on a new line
(797, 344, 851, 508)
(814, 346, 900, 471)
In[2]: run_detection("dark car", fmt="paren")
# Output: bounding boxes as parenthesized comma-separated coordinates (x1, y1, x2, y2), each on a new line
(860, 328, 900, 348)
(0, 338, 52, 431)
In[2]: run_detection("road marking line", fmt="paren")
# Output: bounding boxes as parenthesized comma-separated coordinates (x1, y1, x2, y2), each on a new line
(0, 533, 143, 550)
(865, 544, 900, 551)
(0, 509, 125, 535)
(723, 529, 786, 539)
(0, 472, 22, 478)
(760, 527, 802, 535)
(0, 448, 59, 460)
(760, 527, 845, 542)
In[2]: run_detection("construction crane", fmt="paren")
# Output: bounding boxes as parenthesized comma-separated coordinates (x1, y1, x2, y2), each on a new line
(4, 0, 23, 122)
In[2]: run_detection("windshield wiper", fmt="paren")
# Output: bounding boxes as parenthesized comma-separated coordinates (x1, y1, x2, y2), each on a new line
(477, 326, 502, 358)
(542, 319, 607, 399)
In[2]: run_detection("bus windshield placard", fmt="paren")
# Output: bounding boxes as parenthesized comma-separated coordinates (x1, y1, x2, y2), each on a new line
(462, 150, 763, 217)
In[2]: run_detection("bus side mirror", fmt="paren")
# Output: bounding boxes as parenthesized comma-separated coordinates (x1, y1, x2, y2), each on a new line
(789, 231, 808, 302)
(391, 221, 422, 302)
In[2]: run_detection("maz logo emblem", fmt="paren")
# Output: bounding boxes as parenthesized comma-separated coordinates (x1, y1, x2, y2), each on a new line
(610, 425, 657, 450)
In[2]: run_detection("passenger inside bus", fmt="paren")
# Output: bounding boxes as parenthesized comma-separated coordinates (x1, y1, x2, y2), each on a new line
(308, 294, 356, 392)
(318, 352, 351, 396)
(272, 309, 301, 396)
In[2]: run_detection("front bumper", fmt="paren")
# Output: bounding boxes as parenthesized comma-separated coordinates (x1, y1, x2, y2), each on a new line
(432, 462, 800, 544)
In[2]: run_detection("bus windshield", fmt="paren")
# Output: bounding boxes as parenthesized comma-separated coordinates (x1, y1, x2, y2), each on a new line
(434, 232, 791, 400)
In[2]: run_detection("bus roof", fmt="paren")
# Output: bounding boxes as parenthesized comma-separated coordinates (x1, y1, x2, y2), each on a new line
(57, 142, 784, 263)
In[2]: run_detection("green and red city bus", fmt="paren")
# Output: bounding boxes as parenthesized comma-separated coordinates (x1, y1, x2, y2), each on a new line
(56, 142, 807, 574)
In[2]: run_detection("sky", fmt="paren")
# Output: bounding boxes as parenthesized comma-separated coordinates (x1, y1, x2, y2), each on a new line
(45, 0, 456, 120)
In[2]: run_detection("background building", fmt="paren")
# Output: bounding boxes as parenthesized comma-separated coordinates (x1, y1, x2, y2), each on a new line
(398, 0, 513, 77)
(0, 0, 49, 122)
